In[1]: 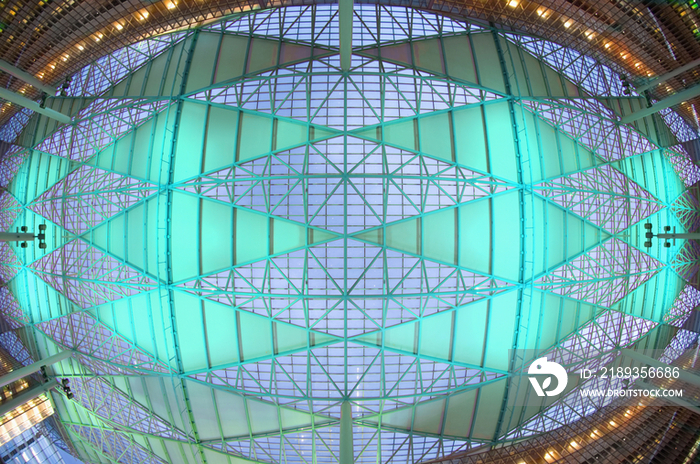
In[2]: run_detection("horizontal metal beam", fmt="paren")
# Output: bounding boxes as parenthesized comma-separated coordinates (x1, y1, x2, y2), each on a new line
(656, 233, 700, 240)
(0, 350, 72, 389)
(0, 87, 71, 124)
(0, 232, 35, 242)
(0, 59, 57, 96)
(620, 83, 700, 125)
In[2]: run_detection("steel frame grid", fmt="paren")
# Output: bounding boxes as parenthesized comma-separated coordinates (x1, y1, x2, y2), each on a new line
(0, 3, 692, 462)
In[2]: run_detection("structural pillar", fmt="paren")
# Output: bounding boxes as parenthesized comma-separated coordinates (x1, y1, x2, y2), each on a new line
(339, 400, 353, 464)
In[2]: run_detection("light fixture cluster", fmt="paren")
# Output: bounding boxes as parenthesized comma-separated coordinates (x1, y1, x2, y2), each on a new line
(505, 0, 655, 85)
(514, 403, 644, 464)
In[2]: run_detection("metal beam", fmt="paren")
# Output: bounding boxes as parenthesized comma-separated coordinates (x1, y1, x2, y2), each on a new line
(621, 349, 700, 388)
(0, 232, 35, 243)
(0, 381, 58, 418)
(0, 59, 57, 96)
(339, 0, 353, 72)
(339, 401, 353, 464)
(0, 350, 72, 389)
(0, 87, 71, 124)
(636, 57, 700, 93)
(620, 83, 700, 125)
(656, 233, 700, 240)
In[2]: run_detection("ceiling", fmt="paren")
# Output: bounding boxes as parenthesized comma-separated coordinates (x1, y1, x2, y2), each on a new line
(0, 4, 697, 463)
(0, 0, 699, 138)
(0, 2, 698, 464)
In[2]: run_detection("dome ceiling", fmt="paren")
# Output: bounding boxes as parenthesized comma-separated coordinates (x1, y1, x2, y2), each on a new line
(0, 5, 697, 464)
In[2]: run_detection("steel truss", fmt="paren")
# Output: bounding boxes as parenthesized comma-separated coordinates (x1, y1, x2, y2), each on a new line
(0, 5, 693, 464)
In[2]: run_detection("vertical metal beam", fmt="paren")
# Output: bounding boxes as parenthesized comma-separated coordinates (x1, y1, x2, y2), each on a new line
(0, 350, 72, 389)
(339, 401, 353, 464)
(0, 59, 57, 96)
(339, 0, 354, 72)
(620, 83, 700, 124)
(0, 87, 71, 124)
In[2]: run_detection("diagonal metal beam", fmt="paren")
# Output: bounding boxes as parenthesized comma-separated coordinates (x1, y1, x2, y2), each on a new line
(0, 59, 57, 96)
(622, 348, 700, 387)
(620, 83, 700, 125)
(0, 87, 71, 124)
(0, 349, 72, 388)
(634, 379, 700, 415)
(0, 381, 57, 417)
(635, 57, 700, 94)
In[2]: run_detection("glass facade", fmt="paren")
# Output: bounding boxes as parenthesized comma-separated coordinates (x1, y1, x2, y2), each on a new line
(0, 424, 67, 464)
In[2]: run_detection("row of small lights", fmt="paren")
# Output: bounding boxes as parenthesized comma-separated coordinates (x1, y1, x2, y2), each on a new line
(31, 0, 179, 87)
(514, 1, 699, 125)
(27, 0, 655, 90)
(510, 0, 700, 130)
(12, 0, 690, 115)
(515, 402, 646, 464)
(507, 0, 655, 80)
